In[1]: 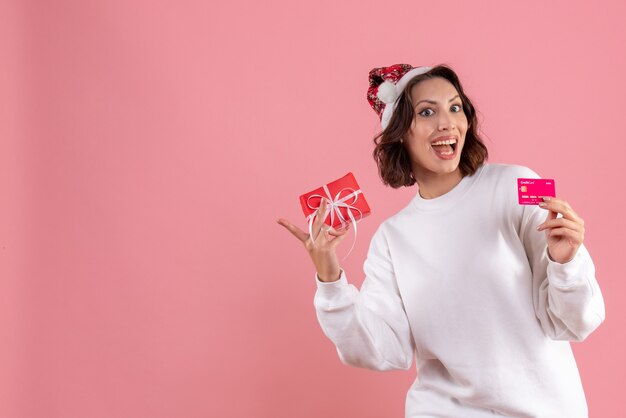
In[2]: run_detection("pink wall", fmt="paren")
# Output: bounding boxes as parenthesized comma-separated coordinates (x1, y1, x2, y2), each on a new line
(1, 0, 624, 417)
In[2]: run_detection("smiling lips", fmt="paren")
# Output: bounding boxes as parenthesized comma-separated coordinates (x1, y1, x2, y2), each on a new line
(431, 136, 458, 157)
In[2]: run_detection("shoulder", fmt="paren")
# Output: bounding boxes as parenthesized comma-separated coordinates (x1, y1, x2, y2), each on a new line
(377, 198, 417, 233)
(477, 163, 543, 193)
(481, 163, 545, 223)
(481, 162, 541, 180)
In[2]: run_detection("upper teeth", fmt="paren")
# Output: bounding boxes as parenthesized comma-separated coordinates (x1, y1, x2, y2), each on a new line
(432, 139, 457, 146)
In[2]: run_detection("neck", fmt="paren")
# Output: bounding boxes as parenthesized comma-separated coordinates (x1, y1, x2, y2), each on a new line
(415, 168, 464, 199)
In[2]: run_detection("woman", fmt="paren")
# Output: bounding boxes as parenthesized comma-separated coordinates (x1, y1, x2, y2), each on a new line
(277, 64, 605, 417)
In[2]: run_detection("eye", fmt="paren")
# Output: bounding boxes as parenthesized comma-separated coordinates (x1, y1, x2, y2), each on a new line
(418, 104, 463, 117)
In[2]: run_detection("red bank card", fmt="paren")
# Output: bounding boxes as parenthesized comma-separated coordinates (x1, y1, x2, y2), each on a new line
(517, 178, 556, 205)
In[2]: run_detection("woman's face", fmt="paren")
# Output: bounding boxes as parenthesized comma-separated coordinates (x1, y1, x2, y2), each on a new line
(404, 77, 468, 179)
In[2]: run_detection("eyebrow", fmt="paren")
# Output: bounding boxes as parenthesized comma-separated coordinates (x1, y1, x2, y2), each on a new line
(414, 94, 460, 107)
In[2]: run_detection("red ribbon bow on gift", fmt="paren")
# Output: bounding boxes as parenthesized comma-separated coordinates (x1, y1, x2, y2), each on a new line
(306, 184, 364, 260)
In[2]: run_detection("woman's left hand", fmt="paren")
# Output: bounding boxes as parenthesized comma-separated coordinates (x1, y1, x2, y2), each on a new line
(536, 197, 585, 264)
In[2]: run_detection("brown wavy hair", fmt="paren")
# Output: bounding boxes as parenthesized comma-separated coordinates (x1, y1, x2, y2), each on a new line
(372, 64, 488, 188)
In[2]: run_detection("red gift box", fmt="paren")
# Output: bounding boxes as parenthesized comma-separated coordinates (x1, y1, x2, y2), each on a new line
(299, 172, 371, 230)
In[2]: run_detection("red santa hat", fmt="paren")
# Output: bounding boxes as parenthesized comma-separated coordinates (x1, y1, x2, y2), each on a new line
(366, 63, 433, 130)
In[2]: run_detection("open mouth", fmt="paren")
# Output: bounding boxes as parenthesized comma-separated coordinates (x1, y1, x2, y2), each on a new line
(431, 138, 457, 155)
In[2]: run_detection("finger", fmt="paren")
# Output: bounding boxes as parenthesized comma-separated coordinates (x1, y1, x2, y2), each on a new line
(328, 227, 349, 237)
(539, 197, 581, 222)
(337, 222, 351, 231)
(544, 207, 558, 223)
(327, 223, 350, 236)
(276, 218, 309, 242)
(314, 225, 331, 244)
(311, 198, 328, 241)
(328, 229, 349, 249)
(546, 227, 583, 244)
(537, 217, 583, 232)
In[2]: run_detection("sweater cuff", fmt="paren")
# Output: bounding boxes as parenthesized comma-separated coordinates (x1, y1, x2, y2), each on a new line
(315, 269, 349, 298)
(546, 246, 589, 287)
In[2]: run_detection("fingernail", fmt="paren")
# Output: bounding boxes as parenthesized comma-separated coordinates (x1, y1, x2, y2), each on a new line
(538, 203, 546, 207)
(542, 196, 551, 201)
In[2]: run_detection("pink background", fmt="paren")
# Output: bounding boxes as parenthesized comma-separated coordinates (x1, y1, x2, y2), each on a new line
(1, 0, 624, 417)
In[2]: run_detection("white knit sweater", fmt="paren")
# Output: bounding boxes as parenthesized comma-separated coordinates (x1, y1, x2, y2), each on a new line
(313, 163, 605, 418)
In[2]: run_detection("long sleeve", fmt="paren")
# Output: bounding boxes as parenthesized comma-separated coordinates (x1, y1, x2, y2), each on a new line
(313, 225, 415, 371)
(518, 171, 605, 342)
(310, 163, 602, 416)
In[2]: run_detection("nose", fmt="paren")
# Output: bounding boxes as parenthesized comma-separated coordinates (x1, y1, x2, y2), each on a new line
(438, 111, 456, 131)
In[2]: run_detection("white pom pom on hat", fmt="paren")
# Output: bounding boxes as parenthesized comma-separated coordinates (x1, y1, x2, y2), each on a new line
(376, 80, 399, 104)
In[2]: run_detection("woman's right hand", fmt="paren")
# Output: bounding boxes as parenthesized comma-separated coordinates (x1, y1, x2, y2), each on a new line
(277, 198, 350, 282)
